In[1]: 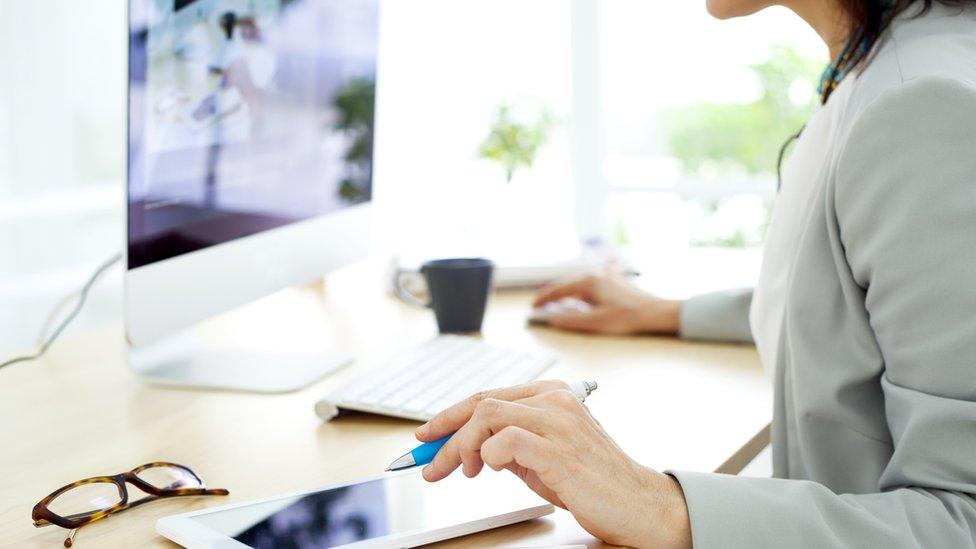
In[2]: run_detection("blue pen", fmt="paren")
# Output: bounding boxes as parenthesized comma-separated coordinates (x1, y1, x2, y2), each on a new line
(385, 380, 598, 472)
(385, 435, 451, 471)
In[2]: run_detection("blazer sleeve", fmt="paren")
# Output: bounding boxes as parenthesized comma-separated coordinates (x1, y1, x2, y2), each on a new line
(671, 76, 976, 547)
(679, 288, 754, 343)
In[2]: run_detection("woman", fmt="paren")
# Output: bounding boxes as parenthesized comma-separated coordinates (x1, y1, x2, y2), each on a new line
(416, 1, 976, 546)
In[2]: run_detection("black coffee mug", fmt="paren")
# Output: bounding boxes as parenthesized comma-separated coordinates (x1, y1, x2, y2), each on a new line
(394, 258, 494, 334)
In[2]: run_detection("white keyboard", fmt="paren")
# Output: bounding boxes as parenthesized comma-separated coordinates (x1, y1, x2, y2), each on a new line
(315, 335, 556, 422)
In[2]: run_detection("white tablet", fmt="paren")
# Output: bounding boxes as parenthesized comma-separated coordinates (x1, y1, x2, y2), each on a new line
(157, 469, 554, 548)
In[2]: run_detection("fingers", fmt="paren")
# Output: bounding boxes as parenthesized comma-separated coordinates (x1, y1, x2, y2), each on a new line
(423, 398, 549, 482)
(532, 276, 596, 307)
(547, 307, 616, 334)
(481, 426, 554, 478)
(518, 388, 586, 412)
(417, 380, 570, 442)
(503, 463, 565, 509)
(422, 388, 584, 482)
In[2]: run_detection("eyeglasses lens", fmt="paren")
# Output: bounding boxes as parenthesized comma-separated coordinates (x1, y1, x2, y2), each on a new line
(47, 481, 121, 520)
(136, 465, 203, 491)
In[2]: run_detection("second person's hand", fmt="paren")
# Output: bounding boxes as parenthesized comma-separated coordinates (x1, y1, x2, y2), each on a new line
(533, 274, 683, 336)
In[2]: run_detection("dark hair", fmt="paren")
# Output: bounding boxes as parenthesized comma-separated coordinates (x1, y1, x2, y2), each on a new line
(837, 0, 972, 72)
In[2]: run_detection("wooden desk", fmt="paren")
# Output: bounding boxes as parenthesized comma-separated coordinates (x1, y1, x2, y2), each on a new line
(0, 262, 771, 548)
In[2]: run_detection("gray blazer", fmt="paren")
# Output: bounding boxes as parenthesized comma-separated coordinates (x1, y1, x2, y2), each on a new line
(670, 5, 976, 547)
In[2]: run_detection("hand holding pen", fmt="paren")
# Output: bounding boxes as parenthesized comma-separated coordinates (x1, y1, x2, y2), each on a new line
(399, 379, 692, 548)
(387, 381, 598, 472)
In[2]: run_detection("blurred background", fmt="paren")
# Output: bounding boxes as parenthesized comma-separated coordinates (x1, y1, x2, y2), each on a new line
(0, 0, 823, 356)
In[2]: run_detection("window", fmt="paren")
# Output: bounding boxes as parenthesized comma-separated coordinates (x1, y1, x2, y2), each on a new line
(373, 1, 577, 263)
(593, 2, 825, 296)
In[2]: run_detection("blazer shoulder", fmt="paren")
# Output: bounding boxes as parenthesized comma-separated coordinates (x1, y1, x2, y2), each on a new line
(844, 5, 976, 121)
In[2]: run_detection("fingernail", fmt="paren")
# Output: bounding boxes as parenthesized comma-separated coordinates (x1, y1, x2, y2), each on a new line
(422, 465, 432, 478)
(416, 423, 429, 437)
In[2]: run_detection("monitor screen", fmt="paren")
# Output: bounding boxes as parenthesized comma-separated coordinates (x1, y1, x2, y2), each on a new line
(127, 0, 378, 269)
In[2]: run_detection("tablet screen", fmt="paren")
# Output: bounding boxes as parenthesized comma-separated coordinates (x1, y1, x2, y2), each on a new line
(189, 470, 546, 548)
(233, 478, 388, 547)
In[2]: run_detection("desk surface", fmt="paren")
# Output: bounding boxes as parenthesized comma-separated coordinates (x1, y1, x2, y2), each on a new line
(0, 262, 771, 548)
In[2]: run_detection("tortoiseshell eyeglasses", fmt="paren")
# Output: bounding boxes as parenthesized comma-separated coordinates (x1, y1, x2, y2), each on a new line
(31, 462, 229, 547)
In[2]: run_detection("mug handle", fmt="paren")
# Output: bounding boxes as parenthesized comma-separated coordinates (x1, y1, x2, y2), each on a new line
(393, 268, 432, 308)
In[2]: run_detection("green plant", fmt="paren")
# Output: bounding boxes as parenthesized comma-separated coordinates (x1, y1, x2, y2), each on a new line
(691, 229, 751, 249)
(613, 216, 631, 246)
(663, 44, 820, 176)
(333, 77, 376, 203)
(661, 45, 820, 249)
(478, 101, 554, 183)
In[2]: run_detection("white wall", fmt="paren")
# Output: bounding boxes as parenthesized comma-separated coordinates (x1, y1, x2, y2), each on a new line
(0, 0, 126, 355)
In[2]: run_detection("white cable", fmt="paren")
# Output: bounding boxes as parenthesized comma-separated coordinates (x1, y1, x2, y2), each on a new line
(0, 252, 122, 370)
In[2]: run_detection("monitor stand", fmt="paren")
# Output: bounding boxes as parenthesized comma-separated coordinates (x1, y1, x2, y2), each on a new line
(127, 286, 353, 393)
(129, 334, 351, 393)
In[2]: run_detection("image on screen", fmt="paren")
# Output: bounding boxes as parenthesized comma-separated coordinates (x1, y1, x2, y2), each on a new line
(233, 480, 389, 548)
(127, 0, 378, 269)
(191, 479, 390, 549)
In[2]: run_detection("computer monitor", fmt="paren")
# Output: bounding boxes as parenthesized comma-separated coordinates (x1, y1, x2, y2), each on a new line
(125, 0, 379, 392)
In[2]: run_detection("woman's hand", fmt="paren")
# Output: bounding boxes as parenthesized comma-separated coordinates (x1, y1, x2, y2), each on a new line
(533, 275, 682, 336)
(416, 380, 692, 548)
